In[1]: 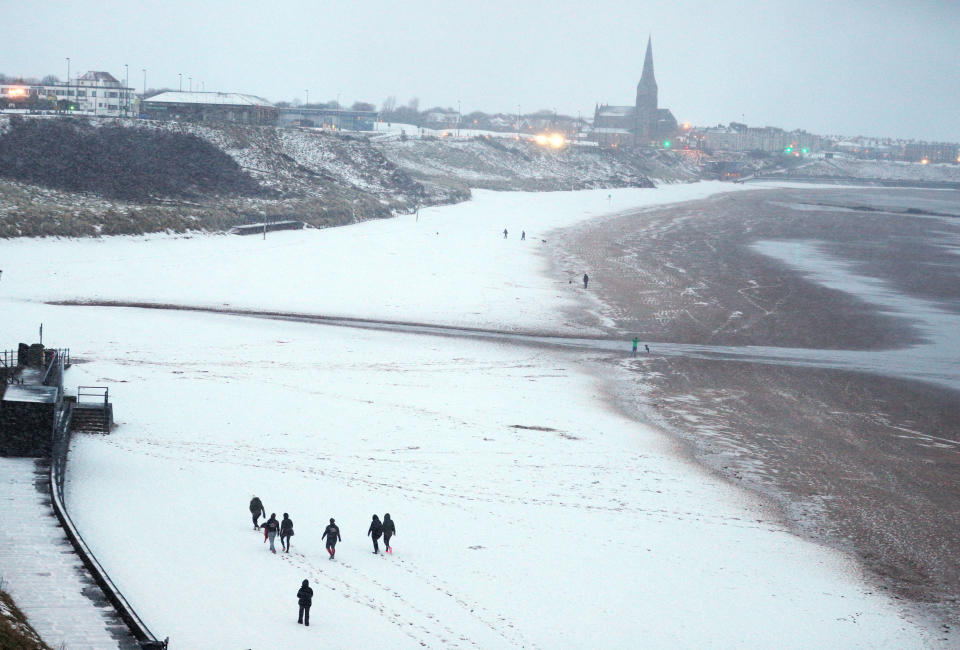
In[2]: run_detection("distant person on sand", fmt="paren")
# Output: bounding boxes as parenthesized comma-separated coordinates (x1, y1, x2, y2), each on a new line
(632, 337, 639, 357)
(382, 513, 396, 553)
(503, 228, 508, 239)
(583, 273, 589, 289)
(368, 514, 383, 554)
(280, 513, 294, 553)
(323, 518, 341, 559)
(263, 513, 280, 554)
(297, 579, 313, 626)
(521, 230, 526, 240)
(249, 495, 265, 530)
(645, 344, 650, 354)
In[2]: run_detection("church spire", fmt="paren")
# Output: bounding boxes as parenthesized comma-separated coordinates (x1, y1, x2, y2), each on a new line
(636, 35, 658, 111)
(640, 36, 656, 88)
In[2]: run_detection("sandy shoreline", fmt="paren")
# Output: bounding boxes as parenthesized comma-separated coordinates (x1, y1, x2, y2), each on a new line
(554, 186, 960, 631)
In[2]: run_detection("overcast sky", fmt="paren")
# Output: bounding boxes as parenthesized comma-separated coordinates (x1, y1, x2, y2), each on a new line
(5, 0, 958, 141)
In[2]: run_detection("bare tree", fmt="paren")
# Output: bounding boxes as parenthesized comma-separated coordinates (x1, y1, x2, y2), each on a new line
(381, 95, 396, 112)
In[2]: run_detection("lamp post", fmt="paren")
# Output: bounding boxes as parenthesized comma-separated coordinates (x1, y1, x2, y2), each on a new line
(178, 73, 182, 92)
(336, 92, 341, 129)
(189, 76, 192, 93)
(305, 89, 309, 106)
(457, 100, 461, 137)
(124, 63, 129, 115)
(516, 104, 521, 136)
(65, 57, 70, 112)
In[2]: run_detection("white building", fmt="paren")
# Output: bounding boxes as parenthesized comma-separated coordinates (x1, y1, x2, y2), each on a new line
(0, 71, 135, 116)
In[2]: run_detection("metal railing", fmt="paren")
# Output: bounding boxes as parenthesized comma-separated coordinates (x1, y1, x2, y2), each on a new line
(1, 349, 15, 367)
(76, 386, 110, 434)
(77, 385, 108, 406)
(50, 403, 168, 649)
(41, 351, 66, 402)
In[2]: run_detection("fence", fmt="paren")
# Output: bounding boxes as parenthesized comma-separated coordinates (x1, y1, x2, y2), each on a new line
(50, 402, 168, 649)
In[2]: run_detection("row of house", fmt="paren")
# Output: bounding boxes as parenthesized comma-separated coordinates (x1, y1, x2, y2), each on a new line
(1, 71, 372, 129)
(688, 125, 824, 154)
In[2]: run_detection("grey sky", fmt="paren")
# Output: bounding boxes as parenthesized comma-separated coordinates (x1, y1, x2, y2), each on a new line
(5, 0, 958, 141)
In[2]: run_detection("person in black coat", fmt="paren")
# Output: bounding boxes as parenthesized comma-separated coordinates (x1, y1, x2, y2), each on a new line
(322, 518, 341, 559)
(280, 513, 294, 552)
(249, 496, 265, 529)
(367, 514, 383, 554)
(297, 579, 313, 626)
(382, 513, 396, 553)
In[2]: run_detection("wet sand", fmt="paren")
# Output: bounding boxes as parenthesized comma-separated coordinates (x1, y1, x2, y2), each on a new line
(555, 187, 960, 632)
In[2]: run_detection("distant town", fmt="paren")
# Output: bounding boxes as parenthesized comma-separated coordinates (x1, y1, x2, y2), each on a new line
(2, 43, 958, 168)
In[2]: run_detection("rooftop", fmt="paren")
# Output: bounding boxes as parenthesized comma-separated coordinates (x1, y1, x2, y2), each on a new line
(144, 91, 275, 107)
(77, 71, 119, 83)
(597, 105, 635, 117)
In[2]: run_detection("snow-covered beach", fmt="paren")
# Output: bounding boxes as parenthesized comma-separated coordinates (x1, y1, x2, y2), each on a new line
(0, 183, 941, 647)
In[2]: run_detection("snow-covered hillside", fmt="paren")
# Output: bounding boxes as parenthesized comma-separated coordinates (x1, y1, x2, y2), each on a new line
(0, 115, 695, 238)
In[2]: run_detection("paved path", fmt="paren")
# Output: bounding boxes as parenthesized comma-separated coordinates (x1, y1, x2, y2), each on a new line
(0, 457, 139, 649)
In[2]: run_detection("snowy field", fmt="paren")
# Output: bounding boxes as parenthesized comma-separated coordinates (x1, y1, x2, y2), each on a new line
(0, 183, 939, 648)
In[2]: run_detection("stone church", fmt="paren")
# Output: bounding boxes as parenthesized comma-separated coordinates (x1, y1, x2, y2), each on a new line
(592, 37, 678, 147)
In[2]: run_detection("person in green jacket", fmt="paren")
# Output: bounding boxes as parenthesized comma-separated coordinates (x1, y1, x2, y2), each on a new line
(632, 337, 639, 357)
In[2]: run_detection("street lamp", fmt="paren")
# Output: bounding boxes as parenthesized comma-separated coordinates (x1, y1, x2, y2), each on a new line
(178, 73, 182, 92)
(305, 89, 309, 106)
(189, 76, 192, 92)
(457, 100, 461, 137)
(124, 63, 128, 115)
(65, 57, 70, 112)
(142, 68, 146, 98)
(516, 104, 521, 136)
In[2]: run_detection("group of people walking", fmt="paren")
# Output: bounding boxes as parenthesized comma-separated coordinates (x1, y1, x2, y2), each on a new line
(249, 497, 295, 554)
(249, 497, 399, 629)
(367, 513, 396, 554)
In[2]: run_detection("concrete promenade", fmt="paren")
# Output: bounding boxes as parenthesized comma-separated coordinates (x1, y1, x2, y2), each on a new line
(0, 457, 138, 649)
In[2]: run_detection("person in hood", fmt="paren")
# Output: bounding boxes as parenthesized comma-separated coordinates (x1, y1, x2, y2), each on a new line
(297, 579, 313, 626)
(367, 514, 383, 554)
(263, 513, 280, 554)
(249, 496, 265, 530)
(382, 513, 396, 554)
(280, 513, 294, 553)
(322, 518, 341, 559)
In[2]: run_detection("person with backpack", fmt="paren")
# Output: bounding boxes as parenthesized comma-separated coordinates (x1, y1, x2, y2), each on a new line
(322, 518, 341, 559)
(297, 579, 313, 626)
(249, 496, 265, 530)
(367, 514, 383, 554)
(382, 514, 396, 554)
(263, 513, 280, 554)
(280, 513, 294, 553)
